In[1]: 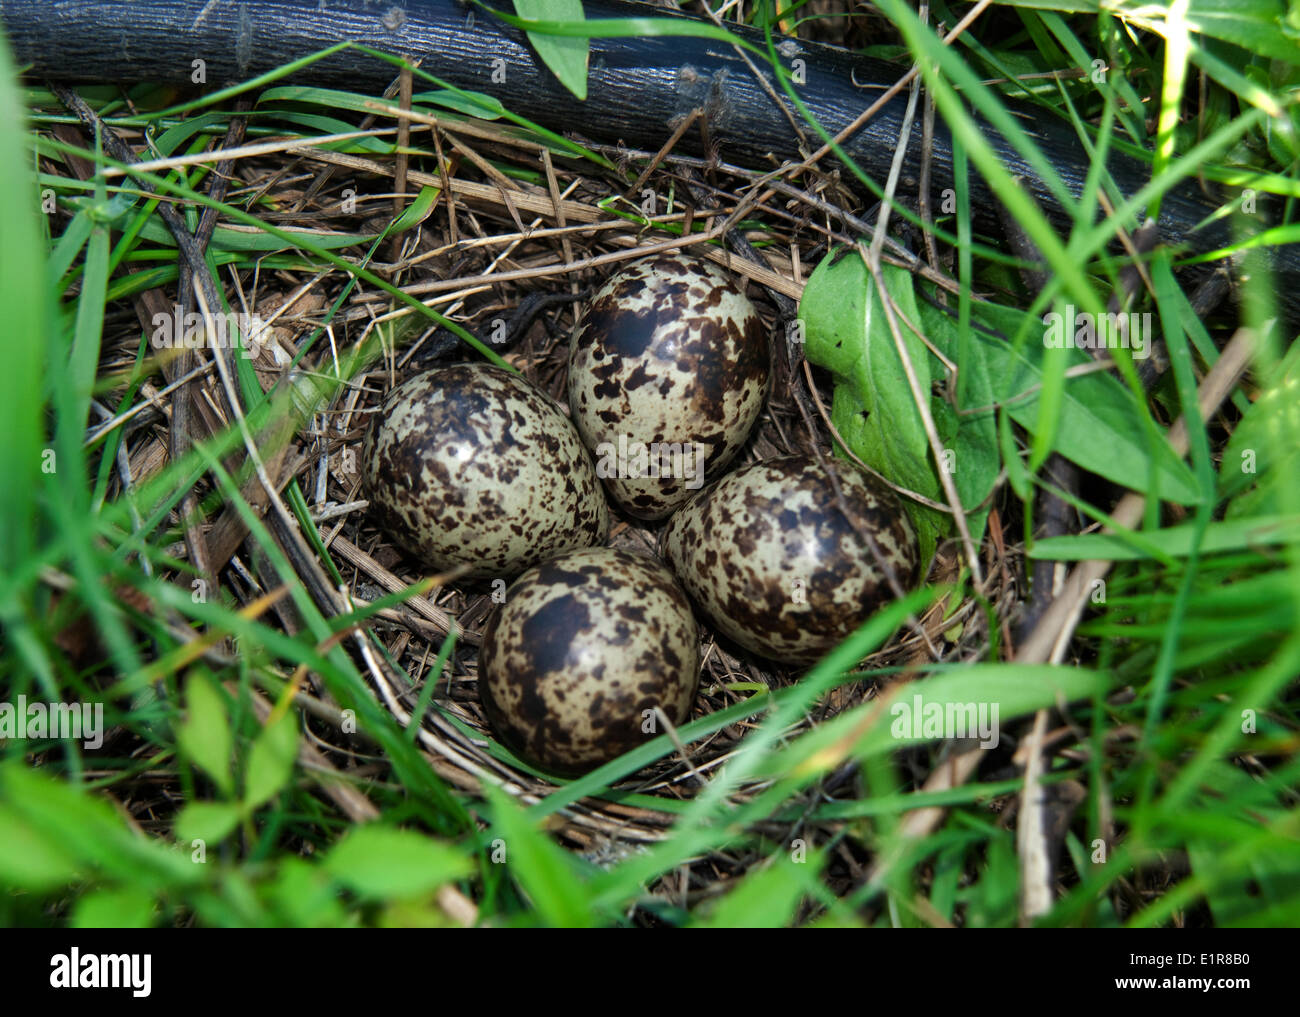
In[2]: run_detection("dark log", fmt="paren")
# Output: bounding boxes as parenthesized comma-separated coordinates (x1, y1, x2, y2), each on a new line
(4, 0, 1296, 324)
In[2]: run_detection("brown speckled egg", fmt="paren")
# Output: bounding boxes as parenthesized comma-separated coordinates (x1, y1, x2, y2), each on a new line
(568, 251, 770, 521)
(660, 455, 919, 667)
(363, 363, 609, 580)
(478, 547, 700, 776)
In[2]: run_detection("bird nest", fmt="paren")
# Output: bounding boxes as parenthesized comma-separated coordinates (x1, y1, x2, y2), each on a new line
(70, 84, 1018, 871)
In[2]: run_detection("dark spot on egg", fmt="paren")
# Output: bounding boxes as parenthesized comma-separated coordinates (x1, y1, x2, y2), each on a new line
(478, 547, 700, 776)
(567, 252, 770, 520)
(660, 454, 920, 667)
(519, 593, 588, 675)
(362, 362, 610, 579)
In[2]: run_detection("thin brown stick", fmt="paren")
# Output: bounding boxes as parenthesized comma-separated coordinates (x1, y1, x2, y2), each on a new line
(390, 64, 413, 265)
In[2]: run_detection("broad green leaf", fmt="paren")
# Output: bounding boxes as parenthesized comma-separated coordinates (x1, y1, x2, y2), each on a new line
(1224, 466, 1300, 522)
(0, 805, 83, 890)
(177, 673, 234, 796)
(802, 250, 998, 564)
(487, 784, 596, 927)
(264, 857, 352, 927)
(919, 297, 1009, 546)
(802, 252, 940, 562)
(0, 763, 200, 888)
(514, 0, 590, 101)
(1152, 0, 1300, 65)
(323, 825, 473, 900)
(174, 801, 242, 846)
(71, 887, 157, 929)
(243, 710, 298, 809)
(691, 851, 821, 928)
(919, 298, 1203, 505)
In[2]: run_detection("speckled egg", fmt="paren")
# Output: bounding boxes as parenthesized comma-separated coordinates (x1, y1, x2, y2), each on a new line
(362, 363, 609, 580)
(478, 547, 700, 776)
(567, 252, 770, 521)
(660, 455, 920, 666)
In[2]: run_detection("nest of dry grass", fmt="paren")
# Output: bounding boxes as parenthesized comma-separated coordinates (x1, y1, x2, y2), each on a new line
(78, 91, 1025, 871)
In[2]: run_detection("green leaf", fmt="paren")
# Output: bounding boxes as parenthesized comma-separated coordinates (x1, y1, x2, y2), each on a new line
(487, 784, 596, 927)
(691, 852, 821, 928)
(991, 0, 1300, 65)
(0, 31, 48, 571)
(1150, 0, 1300, 65)
(0, 805, 83, 891)
(71, 887, 157, 928)
(68, 219, 110, 443)
(801, 251, 999, 564)
(0, 763, 200, 889)
(390, 184, 440, 235)
(801, 252, 940, 562)
(411, 89, 506, 120)
(1030, 514, 1300, 561)
(514, 0, 590, 101)
(1185, 763, 1300, 925)
(966, 832, 1019, 928)
(48, 208, 92, 287)
(174, 801, 242, 846)
(921, 303, 1005, 546)
(765, 662, 1111, 781)
(151, 111, 235, 158)
(919, 298, 1202, 505)
(261, 83, 505, 122)
(1220, 338, 1300, 518)
(1189, 839, 1300, 926)
(999, 408, 1031, 502)
(243, 710, 298, 809)
(322, 825, 473, 900)
(113, 211, 373, 253)
(264, 857, 352, 927)
(177, 673, 234, 796)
